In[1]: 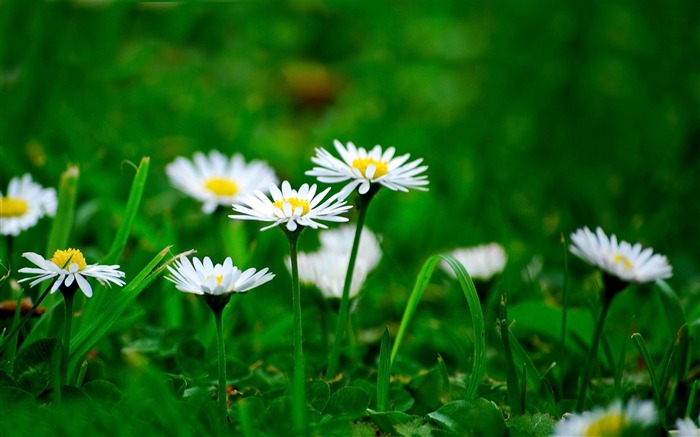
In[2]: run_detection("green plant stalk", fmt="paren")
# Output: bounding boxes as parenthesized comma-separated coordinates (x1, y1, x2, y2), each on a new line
(500, 295, 523, 415)
(575, 298, 611, 411)
(631, 333, 662, 405)
(559, 233, 570, 398)
(287, 231, 306, 436)
(76, 360, 88, 387)
(326, 194, 371, 378)
(238, 399, 255, 437)
(376, 326, 391, 412)
(686, 380, 697, 418)
(61, 289, 76, 387)
(213, 308, 227, 418)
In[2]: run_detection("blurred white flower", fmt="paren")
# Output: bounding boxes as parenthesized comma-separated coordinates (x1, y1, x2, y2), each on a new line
(229, 180, 351, 232)
(166, 256, 274, 296)
(673, 417, 699, 437)
(306, 139, 429, 198)
(166, 150, 277, 214)
(570, 226, 672, 283)
(286, 225, 381, 299)
(442, 243, 506, 281)
(0, 174, 57, 236)
(554, 399, 657, 436)
(18, 249, 125, 298)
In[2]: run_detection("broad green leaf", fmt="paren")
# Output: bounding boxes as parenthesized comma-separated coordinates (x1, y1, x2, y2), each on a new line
(507, 413, 557, 437)
(427, 399, 507, 437)
(391, 253, 485, 400)
(376, 326, 391, 412)
(391, 387, 415, 412)
(306, 379, 330, 413)
(13, 338, 61, 395)
(324, 386, 370, 419)
(367, 410, 414, 434)
(82, 379, 123, 406)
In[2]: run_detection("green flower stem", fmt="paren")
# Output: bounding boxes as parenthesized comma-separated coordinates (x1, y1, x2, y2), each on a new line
(287, 230, 306, 436)
(213, 308, 228, 418)
(575, 297, 612, 411)
(61, 289, 76, 387)
(326, 188, 376, 378)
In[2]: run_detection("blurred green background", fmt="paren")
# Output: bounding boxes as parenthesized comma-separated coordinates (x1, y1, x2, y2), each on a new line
(1, 0, 699, 422)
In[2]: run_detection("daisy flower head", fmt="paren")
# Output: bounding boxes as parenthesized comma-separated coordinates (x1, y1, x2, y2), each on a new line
(673, 416, 699, 437)
(554, 399, 657, 437)
(18, 249, 126, 298)
(165, 255, 274, 296)
(229, 180, 352, 232)
(306, 139, 429, 199)
(166, 150, 278, 214)
(442, 243, 507, 282)
(286, 225, 381, 299)
(569, 226, 672, 284)
(1, 173, 57, 236)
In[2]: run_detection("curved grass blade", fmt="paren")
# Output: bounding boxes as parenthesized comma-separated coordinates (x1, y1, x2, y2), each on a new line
(45, 165, 79, 258)
(631, 333, 661, 405)
(376, 326, 391, 412)
(101, 157, 150, 265)
(390, 253, 485, 400)
(68, 247, 193, 369)
(499, 294, 523, 415)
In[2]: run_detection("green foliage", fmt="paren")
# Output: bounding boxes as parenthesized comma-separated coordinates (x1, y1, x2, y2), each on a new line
(427, 399, 508, 436)
(12, 338, 61, 395)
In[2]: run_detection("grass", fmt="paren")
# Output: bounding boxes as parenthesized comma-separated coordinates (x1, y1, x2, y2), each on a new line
(1, 1, 699, 436)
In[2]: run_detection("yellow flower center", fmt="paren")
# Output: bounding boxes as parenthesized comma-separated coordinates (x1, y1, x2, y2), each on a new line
(206, 274, 225, 285)
(273, 198, 310, 216)
(613, 254, 633, 270)
(584, 412, 627, 436)
(0, 197, 28, 218)
(204, 177, 238, 196)
(51, 248, 87, 271)
(352, 157, 388, 178)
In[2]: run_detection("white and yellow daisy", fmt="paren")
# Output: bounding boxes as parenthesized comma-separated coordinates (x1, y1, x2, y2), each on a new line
(306, 139, 429, 198)
(554, 399, 657, 436)
(166, 256, 274, 296)
(166, 150, 278, 214)
(18, 249, 125, 298)
(441, 243, 507, 281)
(1, 174, 57, 236)
(673, 417, 699, 437)
(229, 180, 352, 232)
(570, 226, 672, 283)
(287, 225, 381, 299)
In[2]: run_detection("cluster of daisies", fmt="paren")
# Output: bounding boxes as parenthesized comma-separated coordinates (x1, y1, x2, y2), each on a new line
(5, 138, 692, 436)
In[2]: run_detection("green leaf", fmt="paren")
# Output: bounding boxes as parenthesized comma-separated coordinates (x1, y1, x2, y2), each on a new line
(367, 410, 414, 434)
(235, 396, 265, 436)
(175, 338, 206, 378)
(427, 399, 507, 437)
(46, 165, 79, 258)
(631, 333, 661, 405)
(265, 396, 293, 436)
(506, 413, 557, 437)
(499, 295, 523, 415)
(376, 326, 391, 412)
(391, 253, 485, 400)
(306, 379, 330, 413)
(324, 386, 370, 419)
(82, 379, 123, 406)
(13, 338, 61, 395)
(390, 387, 415, 412)
(0, 386, 35, 408)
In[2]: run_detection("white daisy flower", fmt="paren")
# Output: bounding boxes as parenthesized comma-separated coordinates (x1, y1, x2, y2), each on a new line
(1, 173, 57, 236)
(554, 399, 657, 436)
(166, 256, 274, 296)
(441, 243, 507, 281)
(166, 150, 278, 214)
(18, 249, 126, 298)
(306, 139, 429, 198)
(569, 226, 672, 283)
(229, 180, 352, 232)
(673, 417, 699, 437)
(286, 225, 381, 299)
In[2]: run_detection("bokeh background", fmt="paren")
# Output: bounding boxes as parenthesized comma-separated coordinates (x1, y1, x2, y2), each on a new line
(2, 0, 699, 406)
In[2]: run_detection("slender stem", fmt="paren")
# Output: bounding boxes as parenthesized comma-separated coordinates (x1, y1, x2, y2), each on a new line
(61, 291, 76, 387)
(576, 297, 612, 411)
(287, 232, 306, 436)
(0, 284, 53, 354)
(213, 308, 228, 419)
(559, 233, 570, 399)
(326, 195, 371, 378)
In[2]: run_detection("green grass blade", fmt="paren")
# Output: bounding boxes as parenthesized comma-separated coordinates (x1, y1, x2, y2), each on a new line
(655, 280, 686, 334)
(631, 333, 662, 405)
(390, 253, 485, 400)
(45, 165, 79, 257)
(68, 247, 193, 368)
(499, 294, 523, 415)
(686, 380, 697, 419)
(376, 326, 391, 412)
(102, 157, 150, 265)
